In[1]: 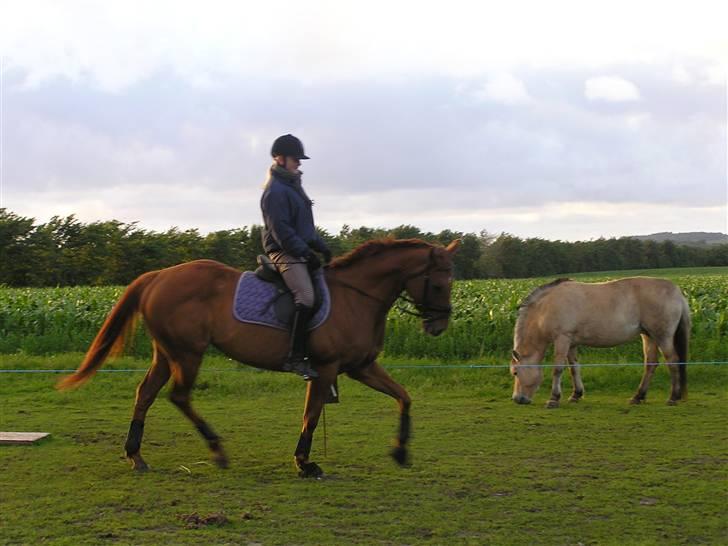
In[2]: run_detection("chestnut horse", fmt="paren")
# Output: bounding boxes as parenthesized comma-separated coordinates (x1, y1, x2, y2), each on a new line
(58, 238, 459, 477)
(510, 277, 690, 408)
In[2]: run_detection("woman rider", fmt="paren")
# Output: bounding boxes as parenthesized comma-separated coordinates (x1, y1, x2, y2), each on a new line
(260, 134, 332, 380)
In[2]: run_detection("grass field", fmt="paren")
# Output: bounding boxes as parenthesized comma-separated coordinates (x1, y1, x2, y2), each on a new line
(2, 353, 727, 545)
(2, 266, 727, 544)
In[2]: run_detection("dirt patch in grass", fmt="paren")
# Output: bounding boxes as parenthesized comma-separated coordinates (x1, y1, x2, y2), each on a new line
(178, 512, 229, 528)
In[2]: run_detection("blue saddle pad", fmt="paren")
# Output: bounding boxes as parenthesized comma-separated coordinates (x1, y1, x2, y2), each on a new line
(232, 271, 330, 331)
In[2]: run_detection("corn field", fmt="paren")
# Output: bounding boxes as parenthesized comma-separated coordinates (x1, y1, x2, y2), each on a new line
(1, 271, 727, 362)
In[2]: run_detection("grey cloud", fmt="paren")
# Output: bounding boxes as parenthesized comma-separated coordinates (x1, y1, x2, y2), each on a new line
(3, 62, 725, 229)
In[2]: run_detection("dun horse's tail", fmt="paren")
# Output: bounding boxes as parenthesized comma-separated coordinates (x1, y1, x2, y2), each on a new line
(56, 271, 160, 391)
(674, 296, 691, 400)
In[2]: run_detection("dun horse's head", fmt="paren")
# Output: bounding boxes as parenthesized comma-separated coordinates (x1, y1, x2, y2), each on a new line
(510, 349, 544, 404)
(402, 240, 460, 337)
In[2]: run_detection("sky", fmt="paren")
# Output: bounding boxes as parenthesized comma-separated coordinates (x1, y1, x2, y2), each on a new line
(1, 0, 726, 241)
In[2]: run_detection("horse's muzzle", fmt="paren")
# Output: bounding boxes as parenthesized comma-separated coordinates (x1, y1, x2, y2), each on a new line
(512, 394, 532, 405)
(423, 319, 448, 336)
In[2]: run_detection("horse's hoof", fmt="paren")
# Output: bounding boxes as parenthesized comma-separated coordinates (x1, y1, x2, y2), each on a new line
(391, 447, 410, 467)
(568, 396, 580, 403)
(298, 462, 324, 479)
(629, 397, 643, 405)
(546, 400, 560, 409)
(130, 459, 149, 472)
(666, 399, 678, 406)
(213, 454, 229, 469)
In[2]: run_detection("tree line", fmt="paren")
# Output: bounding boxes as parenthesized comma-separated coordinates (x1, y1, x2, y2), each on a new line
(1, 208, 726, 286)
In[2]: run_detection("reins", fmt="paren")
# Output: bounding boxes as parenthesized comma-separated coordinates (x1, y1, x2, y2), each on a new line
(325, 247, 453, 322)
(325, 275, 391, 307)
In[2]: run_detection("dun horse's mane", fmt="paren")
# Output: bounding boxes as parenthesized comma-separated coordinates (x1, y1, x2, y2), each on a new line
(514, 278, 572, 345)
(328, 238, 432, 270)
(518, 278, 572, 311)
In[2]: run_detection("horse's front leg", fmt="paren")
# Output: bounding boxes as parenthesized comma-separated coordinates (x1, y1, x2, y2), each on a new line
(567, 347, 585, 402)
(631, 334, 659, 404)
(347, 360, 412, 466)
(547, 335, 571, 409)
(294, 365, 336, 478)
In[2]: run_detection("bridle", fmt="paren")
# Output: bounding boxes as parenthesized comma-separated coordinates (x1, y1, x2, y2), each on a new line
(397, 248, 453, 323)
(327, 247, 453, 323)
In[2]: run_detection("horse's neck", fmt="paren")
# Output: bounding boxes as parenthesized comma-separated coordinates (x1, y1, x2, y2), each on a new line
(330, 248, 425, 305)
(514, 310, 542, 357)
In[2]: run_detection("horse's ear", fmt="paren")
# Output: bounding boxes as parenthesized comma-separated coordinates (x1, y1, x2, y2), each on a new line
(512, 350, 521, 362)
(446, 239, 461, 254)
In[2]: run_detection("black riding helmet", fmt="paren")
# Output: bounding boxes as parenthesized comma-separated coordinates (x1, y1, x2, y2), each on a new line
(271, 134, 309, 160)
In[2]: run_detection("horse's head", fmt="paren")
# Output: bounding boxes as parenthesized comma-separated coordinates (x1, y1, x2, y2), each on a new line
(401, 240, 459, 336)
(510, 349, 544, 404)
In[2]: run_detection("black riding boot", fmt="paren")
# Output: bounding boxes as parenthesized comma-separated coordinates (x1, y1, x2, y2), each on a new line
(283, 304, 319, 380)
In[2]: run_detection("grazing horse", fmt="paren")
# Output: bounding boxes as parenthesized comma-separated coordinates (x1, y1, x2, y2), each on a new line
(58, 238, 459, 476)
(510, 277, 690, 408)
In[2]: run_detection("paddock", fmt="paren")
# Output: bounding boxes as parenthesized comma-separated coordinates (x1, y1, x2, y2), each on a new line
(2, 353, 726, 545)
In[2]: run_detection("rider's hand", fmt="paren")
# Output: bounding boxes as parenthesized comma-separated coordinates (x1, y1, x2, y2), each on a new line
(322, 248, 332, 265)
(306, 251, 322, 271)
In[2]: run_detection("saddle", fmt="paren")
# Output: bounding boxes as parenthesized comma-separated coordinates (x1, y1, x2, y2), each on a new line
(254, 255, 324, 325)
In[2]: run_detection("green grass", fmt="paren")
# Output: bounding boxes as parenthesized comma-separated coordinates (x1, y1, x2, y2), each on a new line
(2, 267, 727, 543)
(2, 353, 727, 545)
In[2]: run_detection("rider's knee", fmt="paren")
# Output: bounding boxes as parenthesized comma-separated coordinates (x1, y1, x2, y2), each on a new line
(296, 292, 315, 309)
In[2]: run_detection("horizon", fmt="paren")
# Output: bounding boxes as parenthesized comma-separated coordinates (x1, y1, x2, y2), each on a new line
(3, 206, 726, 244)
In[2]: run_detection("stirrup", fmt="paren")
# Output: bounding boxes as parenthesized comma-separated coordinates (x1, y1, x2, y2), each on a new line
(283, 355, 319, 380)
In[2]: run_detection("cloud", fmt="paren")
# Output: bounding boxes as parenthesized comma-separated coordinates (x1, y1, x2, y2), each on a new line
(585, 76, 641, 102)
(1, 1, 726, 91)
(472, 74, 532, 104)
(1, 13, 725, 241)
(313, 198, 727, 241)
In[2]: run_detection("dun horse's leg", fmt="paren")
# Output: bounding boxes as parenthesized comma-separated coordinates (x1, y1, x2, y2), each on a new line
(125, 344, 171, 471)
(347, 361, 412, 466)
(294, 366, 336, 478)
(567, 347, 584, 402)
(659, 340, 683, 405)
(168, 353, 228, 468)
(547, 336, 570, 409)
(631, 335, 659, 404)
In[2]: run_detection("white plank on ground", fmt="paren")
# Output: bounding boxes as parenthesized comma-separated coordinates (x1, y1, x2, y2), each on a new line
(0, 432, 51, 445)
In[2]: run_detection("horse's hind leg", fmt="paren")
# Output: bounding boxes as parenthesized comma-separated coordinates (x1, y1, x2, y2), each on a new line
(125, 343, 171, 471)
(168, 352, 228, 468)
(567, 347, 585, 402)
(547, 335, 570, 409)
(630, 334, 659, 404)
(658, 339, 683, 405)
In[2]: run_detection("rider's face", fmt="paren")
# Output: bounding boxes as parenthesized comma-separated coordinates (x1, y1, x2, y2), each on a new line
(284, 156, 301, 173)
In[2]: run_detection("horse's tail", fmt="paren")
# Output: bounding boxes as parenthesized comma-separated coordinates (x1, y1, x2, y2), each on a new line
(56, 271, 160, 391)
(674, 295, 691, 400)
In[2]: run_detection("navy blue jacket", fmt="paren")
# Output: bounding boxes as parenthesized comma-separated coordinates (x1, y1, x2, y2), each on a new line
(260, 174, 328, 257)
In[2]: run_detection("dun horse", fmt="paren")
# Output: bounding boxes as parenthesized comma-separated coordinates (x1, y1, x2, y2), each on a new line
(510, 278, 690, 407)
(58, 239, 459, 477)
